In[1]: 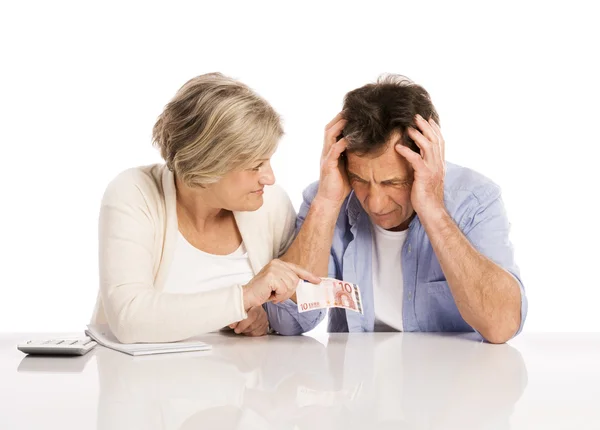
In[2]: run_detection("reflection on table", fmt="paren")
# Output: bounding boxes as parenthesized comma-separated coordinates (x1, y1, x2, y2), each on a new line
(89, 332, 527, 430)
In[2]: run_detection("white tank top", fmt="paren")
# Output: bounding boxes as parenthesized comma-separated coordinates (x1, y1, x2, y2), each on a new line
(163, 231, 254, 294)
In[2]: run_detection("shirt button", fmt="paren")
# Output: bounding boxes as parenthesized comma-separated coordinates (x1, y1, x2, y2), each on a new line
(408, 244, 412, 253)
(408, 292, 412, 300)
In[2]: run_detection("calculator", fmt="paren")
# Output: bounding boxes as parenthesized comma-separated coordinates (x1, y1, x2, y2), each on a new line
(17, 337, 97, 356)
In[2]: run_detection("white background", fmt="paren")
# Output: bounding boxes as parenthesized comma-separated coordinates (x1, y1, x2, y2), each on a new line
(1, 1, 598, 333)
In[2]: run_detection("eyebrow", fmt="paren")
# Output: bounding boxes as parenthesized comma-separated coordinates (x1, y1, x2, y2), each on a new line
(347, 171, 410, 184)
(380, 177, 411, 184)
(347, 171, 365, 180)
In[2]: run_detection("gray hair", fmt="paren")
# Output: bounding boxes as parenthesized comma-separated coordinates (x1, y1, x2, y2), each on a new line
(153, 73, 283, 187)
(343, 74, 439, 156)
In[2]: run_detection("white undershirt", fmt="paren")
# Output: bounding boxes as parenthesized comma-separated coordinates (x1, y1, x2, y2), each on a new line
(163, 231, 254, 294)
(371, 222, 408, 332)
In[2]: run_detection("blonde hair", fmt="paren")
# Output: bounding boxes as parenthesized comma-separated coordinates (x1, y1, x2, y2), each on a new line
(152, 73, 283, 187)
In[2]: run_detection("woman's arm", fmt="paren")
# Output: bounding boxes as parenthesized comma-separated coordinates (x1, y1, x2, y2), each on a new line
(98, 171, 247, 343)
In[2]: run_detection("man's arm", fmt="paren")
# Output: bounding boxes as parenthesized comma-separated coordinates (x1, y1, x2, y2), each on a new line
(396, 115, 523, 344)
(262, 191, 336, 335)
(264, 113, 350, 335)
(419, 204, 522, 344)
(280, 197, 341, 276)
(281, 113, 350, 276)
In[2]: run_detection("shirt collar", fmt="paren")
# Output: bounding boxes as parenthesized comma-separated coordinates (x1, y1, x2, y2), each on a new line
(345, 191, 363, 227)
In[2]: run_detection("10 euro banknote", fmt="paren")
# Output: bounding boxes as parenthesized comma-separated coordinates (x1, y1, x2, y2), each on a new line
(296, 277, 363, 314)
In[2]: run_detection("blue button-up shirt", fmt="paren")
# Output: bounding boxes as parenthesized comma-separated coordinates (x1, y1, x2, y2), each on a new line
(267, 162, 528, 338)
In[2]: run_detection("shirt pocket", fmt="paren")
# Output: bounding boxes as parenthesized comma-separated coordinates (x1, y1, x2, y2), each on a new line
(416, 281, 469, 332)
(425, 280, 452, 295)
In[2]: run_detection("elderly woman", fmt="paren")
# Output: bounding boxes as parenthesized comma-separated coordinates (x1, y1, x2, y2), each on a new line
(90, 73, 322, 343)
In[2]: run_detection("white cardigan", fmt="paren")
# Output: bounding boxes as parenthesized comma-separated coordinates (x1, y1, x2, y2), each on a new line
(91, 164, 298, 343)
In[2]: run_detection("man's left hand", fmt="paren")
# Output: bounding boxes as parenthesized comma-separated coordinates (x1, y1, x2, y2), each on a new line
(395, 114, 446, 216)
(229, 305, 270, 337)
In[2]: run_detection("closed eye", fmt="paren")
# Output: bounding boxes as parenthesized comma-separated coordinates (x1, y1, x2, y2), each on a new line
(347, 172, 365, 182)
(349, 175, 368, 184)
(381, 181, 411, 187)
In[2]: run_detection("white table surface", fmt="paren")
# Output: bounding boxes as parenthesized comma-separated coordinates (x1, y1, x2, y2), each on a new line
(1, 331, 599, 429)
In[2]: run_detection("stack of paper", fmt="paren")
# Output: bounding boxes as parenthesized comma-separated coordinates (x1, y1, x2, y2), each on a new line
(85, 324, 212, 356)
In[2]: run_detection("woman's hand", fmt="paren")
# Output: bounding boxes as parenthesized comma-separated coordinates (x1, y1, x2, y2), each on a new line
(242, 259, 320, 309)
(229, 305, 270, 336)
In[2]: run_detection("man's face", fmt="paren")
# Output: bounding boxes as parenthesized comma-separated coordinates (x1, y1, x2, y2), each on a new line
(346, 133, 415, 231)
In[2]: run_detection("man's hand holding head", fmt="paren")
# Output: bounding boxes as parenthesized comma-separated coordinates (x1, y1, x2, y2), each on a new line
(395, 114, 446, 219)
(315, 113, 351, 209)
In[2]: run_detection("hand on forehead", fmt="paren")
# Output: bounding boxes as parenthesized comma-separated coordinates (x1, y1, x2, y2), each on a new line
(345, 135, 414, 184)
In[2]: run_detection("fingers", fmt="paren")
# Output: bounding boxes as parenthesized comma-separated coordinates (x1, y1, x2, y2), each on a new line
(395, 144, 426, 172)
(257, 260, 321, 306)
(244, 315, 269, 336)
(407, 115, 442, 163)
(330, 137, 348, 159)
(322, 117, 347, 158)
(234, 319, 252, 334)
(229, 322, 238, 329)
(325, 112, 344, 131)
(270, 272, 299, 304)
(323, 137, 348, 169)
(429, 118, 445, 160)
(271, 272, 296, 304)
(407, 126, 439, 162)
(406, 127, 427, 157)
(282, 261, 321, 284)
(326, 118, 346, 141)
(414, 114, 438, 145)
(283, 270, 299, 292)
(234, 307, 259, 334)
(233, 306, 269, 336)
(270, 278, 295, 304)
(261, 264, 295, 305)
(246, 320, 269, 336)
(243, 319, 261, 334)
(407, 115, 445, 162)
(428, 117, 442, 134)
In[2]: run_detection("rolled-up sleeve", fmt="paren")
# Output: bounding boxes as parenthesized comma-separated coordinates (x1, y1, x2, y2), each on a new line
(265, 301, 326, 335)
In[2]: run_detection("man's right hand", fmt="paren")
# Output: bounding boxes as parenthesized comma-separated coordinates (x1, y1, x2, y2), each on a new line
(242, 259, 321, 310)
(316, 113, 351, 207)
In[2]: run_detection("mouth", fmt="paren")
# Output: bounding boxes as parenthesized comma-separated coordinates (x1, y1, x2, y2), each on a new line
(251, 188, 264, 195)
(373, 211, 394, 218)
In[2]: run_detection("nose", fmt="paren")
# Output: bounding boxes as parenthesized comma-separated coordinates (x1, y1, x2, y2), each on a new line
(366, 186, 388, 214)
(259, 163, 275, 186)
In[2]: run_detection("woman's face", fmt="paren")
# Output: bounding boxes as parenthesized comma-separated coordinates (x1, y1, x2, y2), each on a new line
(209, 157, 276, 212)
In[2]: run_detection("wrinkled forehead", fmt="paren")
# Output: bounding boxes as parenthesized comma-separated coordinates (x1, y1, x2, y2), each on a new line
(346, 134, 413, 180)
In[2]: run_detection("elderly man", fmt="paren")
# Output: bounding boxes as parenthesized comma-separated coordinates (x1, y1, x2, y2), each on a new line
(275, 74, 527, 344)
